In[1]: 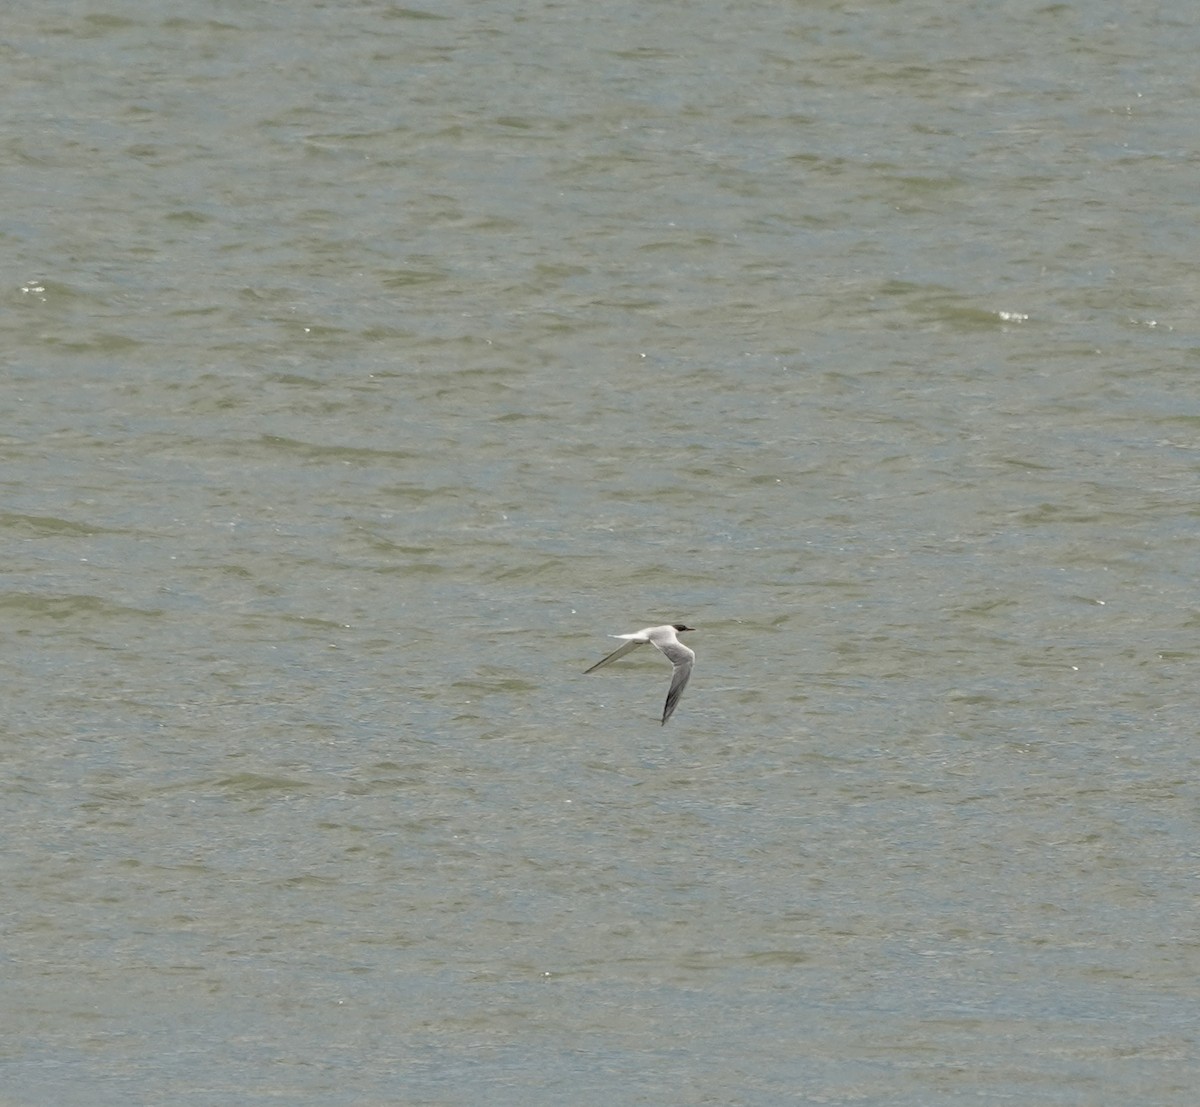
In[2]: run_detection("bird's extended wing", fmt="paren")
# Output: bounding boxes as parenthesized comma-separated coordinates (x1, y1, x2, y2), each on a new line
(583, 637, 647, 674)
(658, 644, 694, 725)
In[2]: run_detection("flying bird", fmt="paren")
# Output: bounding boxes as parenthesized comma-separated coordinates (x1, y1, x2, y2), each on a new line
(583, 623, 696, 725)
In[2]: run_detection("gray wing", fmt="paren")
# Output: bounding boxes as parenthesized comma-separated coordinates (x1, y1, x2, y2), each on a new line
(657, 643, 694, 725)
(583, 638, 647, 673)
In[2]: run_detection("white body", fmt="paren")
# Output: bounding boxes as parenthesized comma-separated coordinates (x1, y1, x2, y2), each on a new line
(583, 623, 696, 725)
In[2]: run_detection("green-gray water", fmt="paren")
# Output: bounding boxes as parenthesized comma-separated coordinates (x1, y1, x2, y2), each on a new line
(4, 1, 1199, 1103)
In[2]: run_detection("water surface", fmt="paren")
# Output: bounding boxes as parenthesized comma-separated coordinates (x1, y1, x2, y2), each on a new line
(3, 1, 1199, 1103)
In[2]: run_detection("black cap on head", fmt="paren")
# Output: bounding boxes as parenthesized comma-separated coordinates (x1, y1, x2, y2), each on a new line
(673, 623, 695, 632)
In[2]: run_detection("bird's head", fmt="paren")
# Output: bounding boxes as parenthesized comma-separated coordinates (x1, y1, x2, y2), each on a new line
(672, 623, 695, 633)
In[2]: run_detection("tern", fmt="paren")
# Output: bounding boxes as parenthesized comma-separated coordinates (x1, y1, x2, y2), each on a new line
(583, 623, 696, 725)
